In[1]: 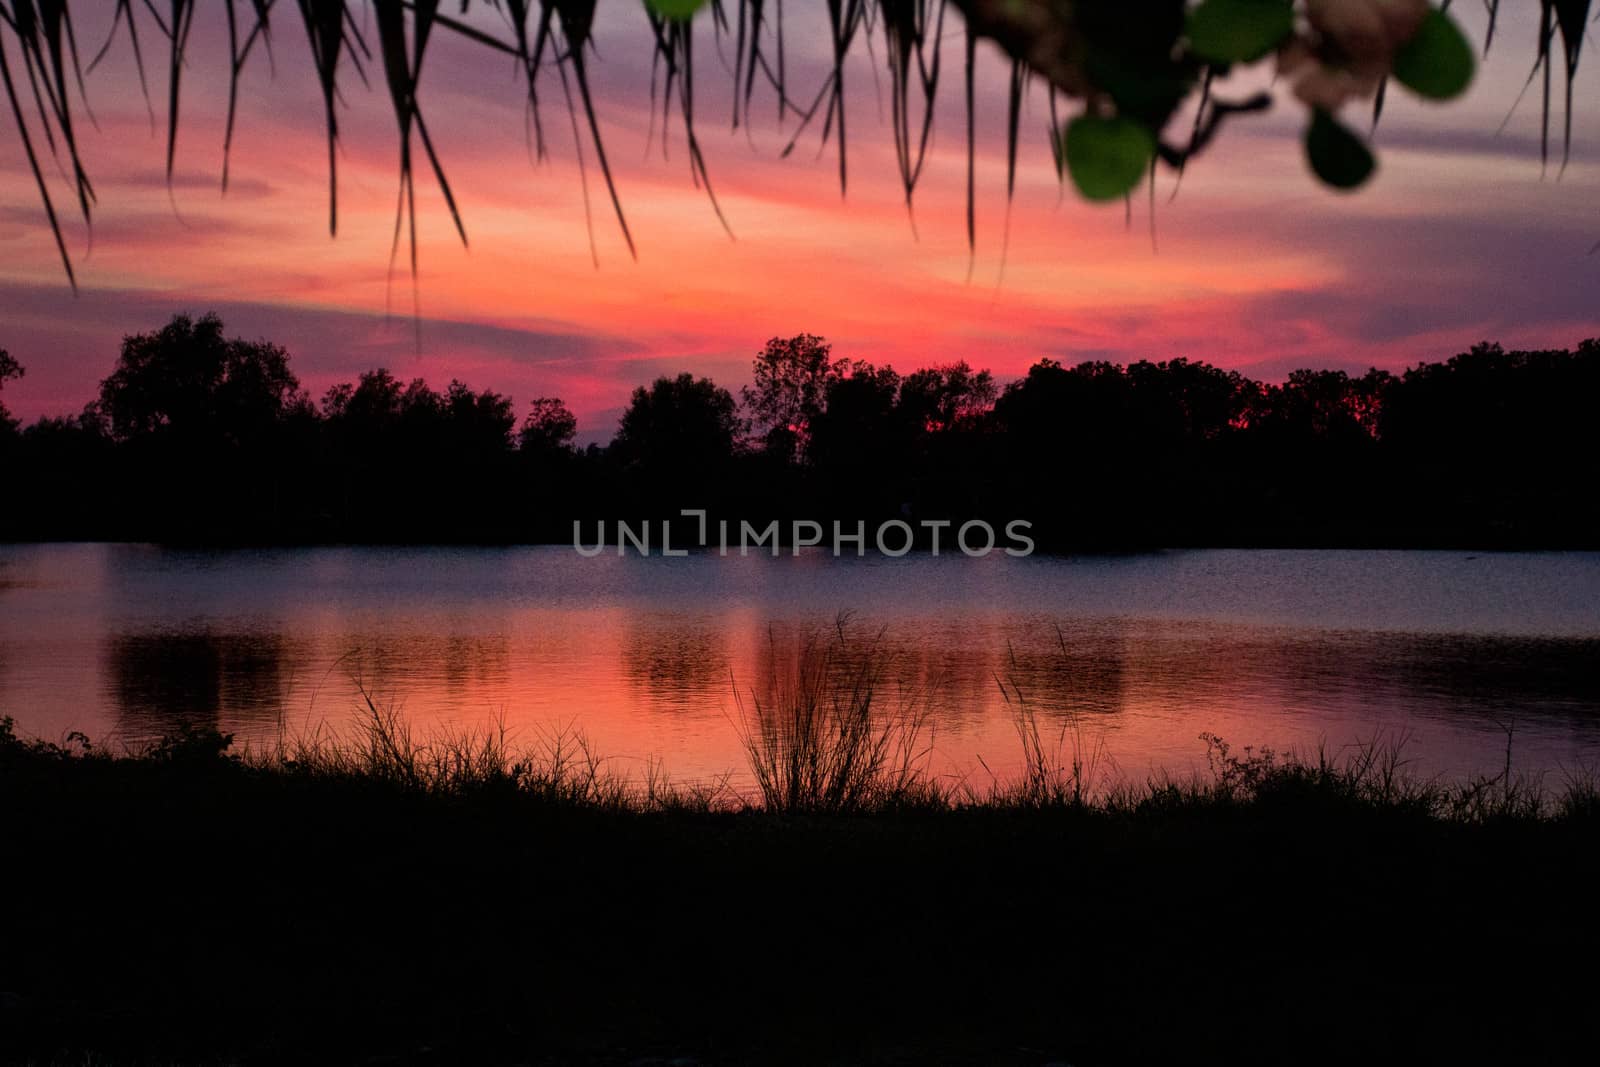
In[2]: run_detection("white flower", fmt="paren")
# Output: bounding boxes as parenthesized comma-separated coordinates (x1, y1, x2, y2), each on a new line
(1278, 39, 1382, 109)
(1306, 0, 1429, 65)
(1280, 0, 1430, 110)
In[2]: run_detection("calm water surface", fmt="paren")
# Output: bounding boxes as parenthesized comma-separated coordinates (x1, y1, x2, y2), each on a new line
(2, 543, 1598, 785)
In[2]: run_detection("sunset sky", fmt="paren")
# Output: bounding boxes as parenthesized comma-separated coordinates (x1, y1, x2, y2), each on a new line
(2, 3, 1597, 440)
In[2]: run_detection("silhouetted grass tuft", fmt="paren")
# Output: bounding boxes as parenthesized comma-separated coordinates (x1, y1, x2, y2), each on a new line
(4, 692, 1595, 823)
(246, 686, 735, 813)
(734, 616, 945, 813)
(983, 676, 1112, 809)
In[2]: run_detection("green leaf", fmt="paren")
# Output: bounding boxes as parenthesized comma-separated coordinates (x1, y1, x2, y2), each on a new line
(1186, 0, 1294, 64)
(1305, 109, 1376, 190)
(1064, 116, 1155, 202)
(1392, 9, 1475, 101)
(644, 0, 708, 21)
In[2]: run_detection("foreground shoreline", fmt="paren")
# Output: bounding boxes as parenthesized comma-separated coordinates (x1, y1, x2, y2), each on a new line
(3, 711, 1599, 1066)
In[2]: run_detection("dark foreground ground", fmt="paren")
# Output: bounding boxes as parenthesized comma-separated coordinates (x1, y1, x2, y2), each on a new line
(3, 724, 1599, 1066)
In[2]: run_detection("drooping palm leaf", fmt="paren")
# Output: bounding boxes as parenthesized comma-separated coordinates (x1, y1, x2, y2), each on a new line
(0, 1, 1581, 290)
(645, 9, 733, 236)
(222, 0, 275, 192)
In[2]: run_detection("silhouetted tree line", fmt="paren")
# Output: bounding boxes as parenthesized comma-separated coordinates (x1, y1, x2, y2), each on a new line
(1, 315, 1597, 547)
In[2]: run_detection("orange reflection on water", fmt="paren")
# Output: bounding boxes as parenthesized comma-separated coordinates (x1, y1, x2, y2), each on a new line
(3, 545, 1599, 790)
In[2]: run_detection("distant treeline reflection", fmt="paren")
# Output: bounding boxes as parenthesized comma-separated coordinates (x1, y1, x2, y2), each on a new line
(2, 317, 1597, 547)
(93, 621, 1600, 754)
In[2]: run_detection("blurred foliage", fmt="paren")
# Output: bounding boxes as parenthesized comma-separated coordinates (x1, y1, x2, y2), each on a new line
(0, 2, 1543, 288)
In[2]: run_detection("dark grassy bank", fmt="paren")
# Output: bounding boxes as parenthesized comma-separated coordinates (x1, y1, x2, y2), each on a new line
(3, 701, 1599, 1067)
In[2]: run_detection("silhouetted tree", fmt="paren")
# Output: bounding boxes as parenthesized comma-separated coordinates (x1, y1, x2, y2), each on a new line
(807, 360, 905, 509)
(616, 374, 739, 466)
(82, 315, 311, 540)
(519, 397, 578, 456)
(98, 314, 305, 447)
(1378, 342, 1600, 465)
(613, 374, 740, 505)
(7, 316, 1600, 548)
(1251, 368, 1391, 443)
(809, 361, 902, 466)
(742, 334, 840, 462)
(321, 370, 452, 452)
(994, 359, 1096, 442)
(398, 379, 445, 439)
(315, 367, 517, 539)
(3, 406, 114, 539)
(322, 368, 401, 425)
(443, 380, 516, 454)
(1124, 358, 1255, 446)
(993, 358, 1249, 544)
(1373, 341, 1600, 540)
(0, 348, 20, 435)
(898, 362, 996, 433)
(512, 396, 587, 540)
